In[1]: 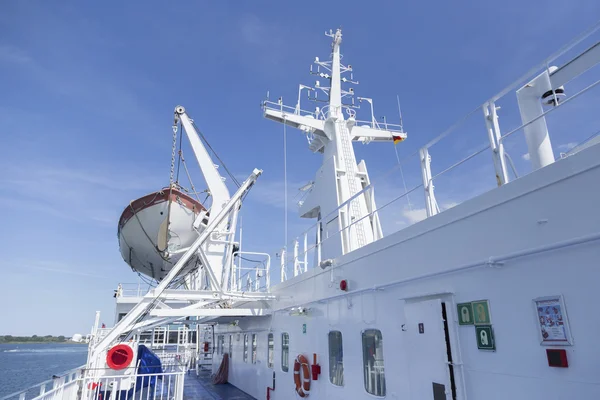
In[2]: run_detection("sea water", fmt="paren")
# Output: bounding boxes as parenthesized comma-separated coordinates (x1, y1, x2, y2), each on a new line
(0, 343, 87, 398)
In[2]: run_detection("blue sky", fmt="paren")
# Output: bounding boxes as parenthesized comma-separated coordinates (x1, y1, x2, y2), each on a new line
(1, 1, 599, 335)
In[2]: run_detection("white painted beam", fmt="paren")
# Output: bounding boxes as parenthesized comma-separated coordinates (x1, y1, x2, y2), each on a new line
(150, 308, 270, 317)
(350, 125, 407, 142)
(264, 109, 327, 137)
(158, 289, 277, 301)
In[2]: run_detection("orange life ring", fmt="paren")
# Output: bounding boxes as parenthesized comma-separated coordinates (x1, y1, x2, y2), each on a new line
(293, 354, 311, 397)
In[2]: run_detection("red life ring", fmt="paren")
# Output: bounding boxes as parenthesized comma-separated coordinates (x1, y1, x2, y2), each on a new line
(293, 354, 311, 397)
(106, 344, 134, 370)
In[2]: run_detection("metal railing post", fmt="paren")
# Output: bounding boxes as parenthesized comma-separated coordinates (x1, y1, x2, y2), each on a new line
(483, 101, 509, 186)
(420, 147, 438, 218)
(303, 233, 308, 272)
(293, 239, 300, 277)
(280, 248, 287, 282)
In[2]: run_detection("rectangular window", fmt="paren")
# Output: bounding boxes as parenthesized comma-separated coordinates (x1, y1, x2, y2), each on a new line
(252, 334, 257, 364)
(362, 329, 386, 396)
(139, 332, 152, 343)
(243, 334, 249, 363)
(267, 333, 274, 368)
(229, 335, 233, 357)
(281, 332, 289, 372)
(328, 331, 344, 386)
(219, 335, 225, 355)
(153, 328, 165, 345)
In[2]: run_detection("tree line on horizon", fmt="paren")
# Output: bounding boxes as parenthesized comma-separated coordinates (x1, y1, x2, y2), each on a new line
(0, 335, 68, 343)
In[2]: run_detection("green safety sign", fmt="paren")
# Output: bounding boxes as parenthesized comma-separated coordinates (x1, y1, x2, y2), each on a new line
(457, 303, 474, 325)
(302, 324, 306, 334)
(472, 300, 491, 325)
(475, 325, 495, 350)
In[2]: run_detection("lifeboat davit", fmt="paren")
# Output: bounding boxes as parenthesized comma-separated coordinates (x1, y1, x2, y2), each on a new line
(118, 187, 205, 280)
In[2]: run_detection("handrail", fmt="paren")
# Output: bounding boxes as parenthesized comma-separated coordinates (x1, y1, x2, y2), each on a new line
(489, 20, 600, 103)
(0, 365, 84, 400)
(263, 100, 405, 132)
(499, 76, 600, 142)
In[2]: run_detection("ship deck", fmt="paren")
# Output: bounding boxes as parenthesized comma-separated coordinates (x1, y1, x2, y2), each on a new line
(183, 370, 255, 400)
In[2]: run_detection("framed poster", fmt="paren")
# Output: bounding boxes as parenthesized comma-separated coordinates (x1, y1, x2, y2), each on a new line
(533, 295, 573, 345)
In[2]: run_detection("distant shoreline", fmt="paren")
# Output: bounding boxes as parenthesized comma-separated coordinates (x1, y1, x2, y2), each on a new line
(0, 341, 87, 345)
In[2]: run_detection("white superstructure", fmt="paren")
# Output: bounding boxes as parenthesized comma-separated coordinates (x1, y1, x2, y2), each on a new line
(6, 21, 600, 400)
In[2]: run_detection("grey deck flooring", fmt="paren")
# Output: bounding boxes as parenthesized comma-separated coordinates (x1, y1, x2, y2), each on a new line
(183, 370, 255, 400)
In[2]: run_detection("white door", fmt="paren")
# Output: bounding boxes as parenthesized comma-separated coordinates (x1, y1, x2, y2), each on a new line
(404, 299, 453, 400)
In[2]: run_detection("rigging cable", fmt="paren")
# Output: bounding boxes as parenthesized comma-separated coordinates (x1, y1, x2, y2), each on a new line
(190, 120, 241, 187)
(238, 256, 264, 263)
(179, 149, 202, 202)
(395, 95, 412, 211)
(283, 115, 288, 249)
(175, 120, 183, 184)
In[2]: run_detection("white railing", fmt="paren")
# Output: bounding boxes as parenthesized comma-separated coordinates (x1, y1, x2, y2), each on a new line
(1, 352, 191, 400)
(265, 20, 600, 286)
(233, 251, 270, 293)
(0, 366, 83, 400)
(115, 283, 148, 298)
(263, 100, 406, 135)
(154, 350, 194, 372)
(91, 328, 112, 346)
(81, 370, 185, 400)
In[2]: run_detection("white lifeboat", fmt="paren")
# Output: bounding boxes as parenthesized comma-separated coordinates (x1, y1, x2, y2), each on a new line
(117, 187, 205, 281)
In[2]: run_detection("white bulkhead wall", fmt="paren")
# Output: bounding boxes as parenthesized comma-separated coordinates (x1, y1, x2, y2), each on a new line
(217, 143, 600, 398)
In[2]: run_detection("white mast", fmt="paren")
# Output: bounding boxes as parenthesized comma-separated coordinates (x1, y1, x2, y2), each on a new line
(263, 29, 407, 260)
(328, 29, 343, 119)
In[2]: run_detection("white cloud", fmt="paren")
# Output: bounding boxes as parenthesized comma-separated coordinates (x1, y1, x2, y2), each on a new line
(402, 207, 427, 224)
(398, 201, 459, 226)
(247, 178, 311, 212)
(240, 14, 266, 46)
(2, 259, 110, 280)
(522, 153, 531, 161)
(236, 13, 287, 70)
(0, 45, 33, 65)
(0, 162, 163, 226)
(558, 142, 577, 151)
(24, 264, 108, 279)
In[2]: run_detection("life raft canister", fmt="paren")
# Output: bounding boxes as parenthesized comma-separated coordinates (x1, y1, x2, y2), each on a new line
(106, 344, 134, 370)
(293, 354, 311, 397)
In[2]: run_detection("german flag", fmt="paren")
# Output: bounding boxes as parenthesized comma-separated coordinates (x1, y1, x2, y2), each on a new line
(393, 136, 405, 145)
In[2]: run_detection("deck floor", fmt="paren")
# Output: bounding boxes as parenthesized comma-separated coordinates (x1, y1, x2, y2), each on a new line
(183, 370, 255, 400)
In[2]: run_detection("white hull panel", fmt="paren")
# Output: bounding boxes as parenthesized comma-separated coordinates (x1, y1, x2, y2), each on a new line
(212, 143, 600, 400)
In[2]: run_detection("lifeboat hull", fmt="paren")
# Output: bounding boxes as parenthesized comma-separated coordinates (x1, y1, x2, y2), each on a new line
(118, 188, 205, 280)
